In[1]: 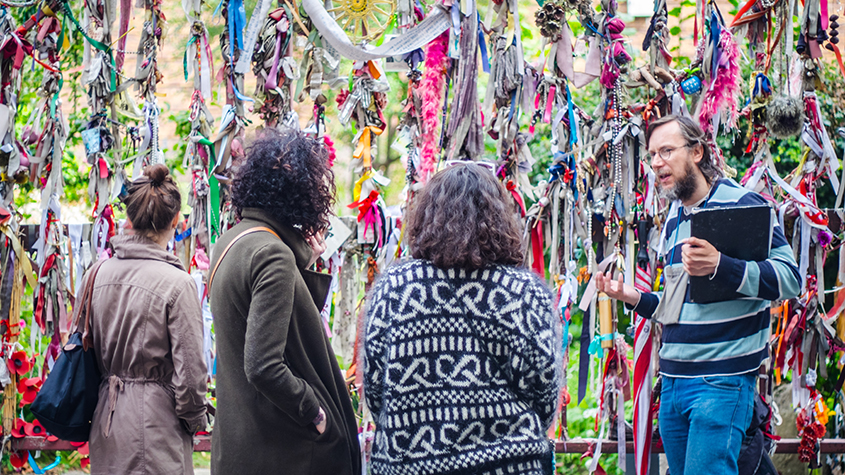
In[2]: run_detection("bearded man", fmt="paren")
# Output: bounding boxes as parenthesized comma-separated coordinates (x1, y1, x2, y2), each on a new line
(596, 115, 800, 475)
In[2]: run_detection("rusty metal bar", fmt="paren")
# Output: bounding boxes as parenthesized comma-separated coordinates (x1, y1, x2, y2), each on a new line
(10, 436, 845, 454)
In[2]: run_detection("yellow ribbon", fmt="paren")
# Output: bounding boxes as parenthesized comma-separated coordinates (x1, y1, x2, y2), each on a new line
(505, 10, 515, 50)
(793, 149, 810, 179)
(1, 226, 37, 290)
(353, 126, 383, 170)
(352, 170, 374, 203)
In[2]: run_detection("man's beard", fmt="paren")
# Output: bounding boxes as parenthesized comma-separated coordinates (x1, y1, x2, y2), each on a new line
(659, 160, 698, 202)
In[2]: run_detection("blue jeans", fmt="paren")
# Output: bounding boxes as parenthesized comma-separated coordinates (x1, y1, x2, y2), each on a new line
(659, 373, 756, 475)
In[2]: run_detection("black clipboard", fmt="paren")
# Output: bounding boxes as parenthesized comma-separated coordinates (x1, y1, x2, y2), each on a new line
(689, 204, 773, 303)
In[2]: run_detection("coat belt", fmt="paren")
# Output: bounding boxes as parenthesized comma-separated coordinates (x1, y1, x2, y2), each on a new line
(102, 375, 165, 438)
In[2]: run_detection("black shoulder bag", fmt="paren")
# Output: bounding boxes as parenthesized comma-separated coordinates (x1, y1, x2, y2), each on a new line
(31, 260, 105, 442)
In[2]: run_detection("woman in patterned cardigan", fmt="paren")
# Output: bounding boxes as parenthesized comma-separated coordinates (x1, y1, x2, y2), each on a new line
(364, 163, 563, 475)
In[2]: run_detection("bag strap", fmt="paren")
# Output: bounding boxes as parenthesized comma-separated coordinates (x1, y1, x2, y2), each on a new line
(76, 259, 106, 351)
(208, 227, 280, 291)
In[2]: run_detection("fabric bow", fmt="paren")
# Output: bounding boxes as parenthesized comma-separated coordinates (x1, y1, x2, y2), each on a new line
(353, 126, 384, 169)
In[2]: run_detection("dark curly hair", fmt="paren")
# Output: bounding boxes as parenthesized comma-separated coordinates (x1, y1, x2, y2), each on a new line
(406, 163, 524, 270)
(232, 129, 336, 238)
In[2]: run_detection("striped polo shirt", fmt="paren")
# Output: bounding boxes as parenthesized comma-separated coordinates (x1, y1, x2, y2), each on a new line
(633, 178, 801, 378)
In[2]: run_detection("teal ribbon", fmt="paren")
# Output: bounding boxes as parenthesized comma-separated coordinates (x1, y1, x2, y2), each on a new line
(565, 82, 577, 147)
(28, 453, 61, 474)
(61, 1, 116, 92)
(184, 36, 198, 82)
(587, 332, 620, 359)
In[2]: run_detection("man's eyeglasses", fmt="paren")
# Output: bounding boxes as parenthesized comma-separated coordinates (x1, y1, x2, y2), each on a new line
(648, 144, 692, 162)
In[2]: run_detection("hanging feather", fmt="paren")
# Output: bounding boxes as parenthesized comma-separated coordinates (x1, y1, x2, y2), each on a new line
(697, 28, 742, 137)
(418, 31, 450, 182)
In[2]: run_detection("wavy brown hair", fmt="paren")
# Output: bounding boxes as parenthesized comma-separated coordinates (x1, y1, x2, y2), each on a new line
(406, 163, 524, 270)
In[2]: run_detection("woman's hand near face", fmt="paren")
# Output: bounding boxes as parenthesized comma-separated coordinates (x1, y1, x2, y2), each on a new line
(306, 232, 327, 267)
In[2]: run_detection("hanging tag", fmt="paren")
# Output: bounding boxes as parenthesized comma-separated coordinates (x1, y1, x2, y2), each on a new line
(81, 128, 101, 156)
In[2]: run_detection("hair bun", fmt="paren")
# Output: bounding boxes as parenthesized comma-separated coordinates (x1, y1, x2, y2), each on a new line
(144, 164, 170, 186)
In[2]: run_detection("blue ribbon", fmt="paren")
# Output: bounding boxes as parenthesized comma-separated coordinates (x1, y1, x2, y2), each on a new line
(477, 13, 489, 73)
(507, 89, 518, 121)
(402, 49, 425, 70)
(548, 153, 577, 196)
(587, 332, 620, 359)
(28, 453, 62, 474)
(213, 0, 225, 17)
(175, 227, 192, 242)
(548, 162, 566, 182)
(231, 77, 255, 103)
(228, 0, 246, 60)
(565, 83, 577, 147)
(584, 21, 606, 40)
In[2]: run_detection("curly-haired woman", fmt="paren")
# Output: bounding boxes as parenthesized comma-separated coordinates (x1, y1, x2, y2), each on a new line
(209, 129, 360, 475)
(363, 163, 562, 475)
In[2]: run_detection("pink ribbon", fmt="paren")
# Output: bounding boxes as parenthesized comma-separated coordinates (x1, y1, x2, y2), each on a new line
(98, 157, 110, 179)
(821, 0, 829, 31)
(543, 85, 556, 123)
(264, 24, 285, 91)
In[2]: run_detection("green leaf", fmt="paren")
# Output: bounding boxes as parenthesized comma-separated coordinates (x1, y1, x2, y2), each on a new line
(521, 23, 534, 39)
(670, 26, 682, 36)
(668, 6, 682, 17)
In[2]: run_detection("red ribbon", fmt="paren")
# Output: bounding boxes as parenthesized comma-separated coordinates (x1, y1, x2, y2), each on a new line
(505, 181, 526, 216)
(347, 190, 380, 222)
(831, 43, 845, 80)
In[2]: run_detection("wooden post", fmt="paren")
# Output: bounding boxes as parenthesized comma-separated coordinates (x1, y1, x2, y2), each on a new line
(3, 249, 23, 435)
(598, 292, 613, 349)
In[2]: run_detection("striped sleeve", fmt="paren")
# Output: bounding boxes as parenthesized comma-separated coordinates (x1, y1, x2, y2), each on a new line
(713, 192, 801, 301)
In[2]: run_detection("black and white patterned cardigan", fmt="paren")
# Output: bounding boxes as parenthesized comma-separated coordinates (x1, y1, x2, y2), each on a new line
(363, 259, 563, 475)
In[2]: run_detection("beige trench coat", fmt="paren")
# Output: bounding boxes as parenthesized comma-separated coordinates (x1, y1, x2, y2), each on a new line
(81, 235, 208, 475)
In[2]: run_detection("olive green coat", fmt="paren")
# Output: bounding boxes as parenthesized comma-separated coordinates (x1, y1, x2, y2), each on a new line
(209, 208, 360, 475)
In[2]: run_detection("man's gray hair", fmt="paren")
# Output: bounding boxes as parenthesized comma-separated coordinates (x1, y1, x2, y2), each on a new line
(645, 115, 720, 183)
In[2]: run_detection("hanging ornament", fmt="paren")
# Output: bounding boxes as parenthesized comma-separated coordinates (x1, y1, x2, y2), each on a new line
(328, 0, 396, 42)
(766, 94, 804, 138)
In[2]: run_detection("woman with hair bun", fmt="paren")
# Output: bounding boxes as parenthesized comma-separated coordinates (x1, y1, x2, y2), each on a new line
(81, 164, 208, 475)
